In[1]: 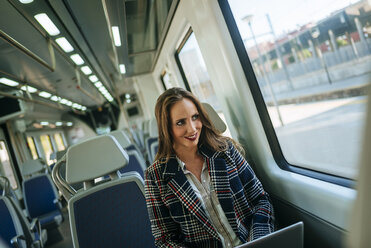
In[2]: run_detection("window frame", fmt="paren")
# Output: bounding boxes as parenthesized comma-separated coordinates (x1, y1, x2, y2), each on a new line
(217, 0, 354, 188)
(26, 136, 39, 160)
(39, 134, 55, 166)
(53, 132, 66, 152)
(160, 69, 173, 90)
(174, 27, 193, 92)
(160, 71, 167, 91)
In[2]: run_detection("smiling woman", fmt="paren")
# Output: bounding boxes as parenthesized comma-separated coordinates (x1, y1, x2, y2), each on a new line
(0, 0, 370, 247)
(145, 87, 275, 247)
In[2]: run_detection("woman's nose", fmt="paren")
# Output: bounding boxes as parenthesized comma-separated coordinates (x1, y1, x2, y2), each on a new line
(186, 121, 196, 132)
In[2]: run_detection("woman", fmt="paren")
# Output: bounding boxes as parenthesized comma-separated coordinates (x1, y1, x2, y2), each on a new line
(145, 87, 274, 248)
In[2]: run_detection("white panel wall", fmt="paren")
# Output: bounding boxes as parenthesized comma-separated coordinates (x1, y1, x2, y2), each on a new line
(132, 74, 160, 120)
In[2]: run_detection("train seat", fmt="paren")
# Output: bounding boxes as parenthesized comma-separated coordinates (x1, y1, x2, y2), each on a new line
(109, 130, 147, 178)
(0, 196, 47, 248)
(1, 176, 47, 247)
(117, 149, 146, 178)
(49, 150, 67, 171)
(22, 174, 62, 230)
(0, 177, 22, 211)
(201, 102, 227, 133)
(109, 130, 131, 147)
(145, 119, 159, 163)
(0, 196, 27, 248)
(150, 141, 159, 161)
(130, 127, 144, 150)
(20, 159, 47, 179)
(52, 135, 155, 248)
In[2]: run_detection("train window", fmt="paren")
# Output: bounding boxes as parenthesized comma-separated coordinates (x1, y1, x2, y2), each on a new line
(54, 133, 66, 151)
(175, 29, 232, 137)
(40, 134, 54, 166)
(0, 141, 17, 189)
(225, 0, 370, 179)
(26, 136, 39, 159)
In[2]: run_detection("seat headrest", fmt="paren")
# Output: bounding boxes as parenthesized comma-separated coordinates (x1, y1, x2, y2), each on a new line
(109, 130, 131, 148)
(149, 118, 158, 138)
(56, 150, 67, 161)
(20, 159, 45, 176)
(142, 119, 150, 133)
(50, 150, 67, 161)
(202, 102, 227, 133)
(65, 135, 129, 184)
(50, 152, 57, 161)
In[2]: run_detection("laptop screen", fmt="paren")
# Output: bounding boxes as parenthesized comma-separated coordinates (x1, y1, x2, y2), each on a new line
(235, 222, 304, 248)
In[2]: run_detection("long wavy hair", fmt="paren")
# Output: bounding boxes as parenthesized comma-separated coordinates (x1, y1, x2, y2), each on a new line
(154, 87, 241, 162)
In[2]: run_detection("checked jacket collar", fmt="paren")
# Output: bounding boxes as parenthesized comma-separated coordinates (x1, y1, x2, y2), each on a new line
(161, 143, 239, 241)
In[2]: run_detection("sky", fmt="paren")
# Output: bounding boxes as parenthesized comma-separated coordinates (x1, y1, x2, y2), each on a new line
(228, 0, 362, 43)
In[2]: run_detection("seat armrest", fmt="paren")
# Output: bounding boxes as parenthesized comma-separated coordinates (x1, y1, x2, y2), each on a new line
(30, 218, 42, 233)
(10, 235, 25, 248)
(29, 218, 38, 232)
(53, 198, 62, 210)
(29, 218, 44, 246)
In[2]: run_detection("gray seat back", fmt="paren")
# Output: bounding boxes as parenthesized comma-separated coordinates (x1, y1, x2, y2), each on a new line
(52, 135, 155, 247)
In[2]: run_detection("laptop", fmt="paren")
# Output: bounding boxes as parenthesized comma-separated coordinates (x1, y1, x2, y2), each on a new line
(235, 222, 304, 248)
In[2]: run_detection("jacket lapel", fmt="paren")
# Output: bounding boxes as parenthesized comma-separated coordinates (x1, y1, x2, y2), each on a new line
(163, 157, 220, 240)
(200, 145, 239, 234)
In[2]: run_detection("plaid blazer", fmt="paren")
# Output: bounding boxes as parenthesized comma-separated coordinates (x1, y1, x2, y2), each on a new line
(144, 143, 275, 248)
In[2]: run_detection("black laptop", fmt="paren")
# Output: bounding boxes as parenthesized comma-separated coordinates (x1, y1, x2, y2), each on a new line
(235, 222, 304, 248)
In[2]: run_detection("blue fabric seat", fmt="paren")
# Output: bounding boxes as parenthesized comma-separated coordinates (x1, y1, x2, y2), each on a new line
(145, 119, 159, 163)
(52, 135, 155, 248)
(146, 137, 158, 163)
(1, 176, 47, 247)
(126, 144, 145, 160)
(0, 196, 26, 248)
(23, 174, 62, 230)
(149, 140, 159, 163)
(109, 131, 147, 178)
(69, 173, 155, 248)
(117, 150, 146, 178)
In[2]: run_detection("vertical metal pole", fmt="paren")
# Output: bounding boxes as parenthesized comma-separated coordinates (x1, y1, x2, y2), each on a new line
(248, 22, 284, 126)
(314, 38, 332, 84)
(350, 37, 359, 59)
(355, 18, 365, 43)
(266, 14, 293, 90)
(354, 17, 370, 54)
(328, 29, 338, 51)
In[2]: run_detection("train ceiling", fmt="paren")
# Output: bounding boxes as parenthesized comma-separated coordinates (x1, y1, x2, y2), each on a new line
(0, 0, 176, 112)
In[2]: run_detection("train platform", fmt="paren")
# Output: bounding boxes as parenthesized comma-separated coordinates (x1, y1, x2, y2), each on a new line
(265, 72, 371, 105)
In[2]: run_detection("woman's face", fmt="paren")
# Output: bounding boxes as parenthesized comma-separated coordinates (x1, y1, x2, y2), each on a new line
(170, 98, 202, 152)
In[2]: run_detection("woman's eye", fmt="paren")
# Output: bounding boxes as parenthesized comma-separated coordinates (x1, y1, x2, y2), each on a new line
(176, 120, 185, 126)
(192, 114, 199, 120)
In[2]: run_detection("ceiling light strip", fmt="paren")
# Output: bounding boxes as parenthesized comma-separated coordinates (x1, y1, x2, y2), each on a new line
(111, 26, 121, 46)
(55, 37, 74, 53)
(34, 13, 60, 36)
